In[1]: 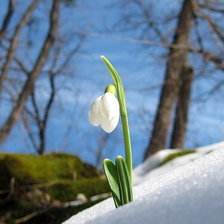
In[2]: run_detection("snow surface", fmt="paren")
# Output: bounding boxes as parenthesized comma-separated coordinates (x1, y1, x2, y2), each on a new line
(63, 142, 224, 224)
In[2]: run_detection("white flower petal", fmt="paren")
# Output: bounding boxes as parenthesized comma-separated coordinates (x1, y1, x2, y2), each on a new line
(101, 117, 119, 133)
(99, 93, 119, 133)
(100, 115, 119, 133)
(88, 96, 102, 126)
(108, 115, 120, 133)
(100, 116, 112, 133)
(100, 92, 119, 121)
(89, 92, 120, 133)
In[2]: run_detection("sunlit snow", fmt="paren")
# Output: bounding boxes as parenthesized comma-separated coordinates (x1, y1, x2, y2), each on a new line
(63, 142, 224, 224)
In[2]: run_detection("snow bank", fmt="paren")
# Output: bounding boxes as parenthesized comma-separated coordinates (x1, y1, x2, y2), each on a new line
(63, 142, 224, 224)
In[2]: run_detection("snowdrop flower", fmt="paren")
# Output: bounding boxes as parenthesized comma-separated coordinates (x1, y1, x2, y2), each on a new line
(89, 91, 120, 133)
(88, 56, 133, 208)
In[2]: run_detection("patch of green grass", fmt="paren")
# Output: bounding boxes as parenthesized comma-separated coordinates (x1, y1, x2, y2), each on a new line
(159, 150, 196, 166)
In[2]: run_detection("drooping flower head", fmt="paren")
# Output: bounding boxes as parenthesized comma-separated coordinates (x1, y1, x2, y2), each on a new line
(88, 85, 119, 133)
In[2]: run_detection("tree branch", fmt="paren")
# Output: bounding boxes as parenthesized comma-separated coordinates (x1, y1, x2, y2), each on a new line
(74, 28, 224, 71)
(0, 0, 16, 38)
(31, 91, 42, 127)
(36, 72, 56, 154)
(199, 3, 224, 13)
(56, 36, 84, 74)
(192, 1, 224, 46)
(0, 0, 60, 143)
(21, 112, 38, 151)
(189, 47, 224, 71)
(0, 0, 40, 95)
(14, 57, 30, 74)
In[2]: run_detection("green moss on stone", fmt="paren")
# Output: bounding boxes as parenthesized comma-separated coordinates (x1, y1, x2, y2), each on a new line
(0, 153, 100, 189)
(47, 178, 109, 202)
(159, 150, 196, 166)
(0, 152, 109, 223)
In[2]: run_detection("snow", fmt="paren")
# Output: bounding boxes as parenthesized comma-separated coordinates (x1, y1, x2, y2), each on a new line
(63, 142, 224, 224)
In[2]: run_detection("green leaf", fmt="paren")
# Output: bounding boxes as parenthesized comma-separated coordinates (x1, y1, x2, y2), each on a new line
(115, 156, 133, 204)
(103, 159, 121, 207)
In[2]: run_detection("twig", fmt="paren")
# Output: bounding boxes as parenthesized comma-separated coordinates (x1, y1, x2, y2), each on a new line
(0, 0, 16, 38)
(199, 3, 224, 13)
(6, 177, 15, 200)
(14, 207, 51, 224)
(192, 0, 224, 50)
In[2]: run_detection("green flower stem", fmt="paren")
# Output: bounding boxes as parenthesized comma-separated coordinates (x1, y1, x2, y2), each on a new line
(101, 56, 133, 183)
(121, 113, 132, 183)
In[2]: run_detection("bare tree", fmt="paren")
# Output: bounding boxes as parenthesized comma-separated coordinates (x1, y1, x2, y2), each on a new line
(145, 0, 194, 158)
(21, 37, 84, 155)
(146, 0, 224, 157)
(0, 0, 60, 143)
(115, 0, 224, 158)
(25, 73, 56, 155)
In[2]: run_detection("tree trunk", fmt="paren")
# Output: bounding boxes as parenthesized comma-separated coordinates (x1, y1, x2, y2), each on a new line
(144, 0, 194, 159)
(37, 124, 45, 155)
(170, 66, 193, 149)
(37, 73, 56, 155)
(0, 0, 60, 143)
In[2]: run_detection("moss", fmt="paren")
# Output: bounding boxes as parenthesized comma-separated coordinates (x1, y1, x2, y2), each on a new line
(47, 177, 109, 202)
(75, 177, 109, 198)
(0, 153, 7, 160)
(159, 150, 196, 166)
(0, 152, 108, 223)
(0, 153, 100, 189)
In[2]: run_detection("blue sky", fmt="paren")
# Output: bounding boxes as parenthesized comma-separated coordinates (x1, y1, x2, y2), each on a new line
(0, 0, 223, 167)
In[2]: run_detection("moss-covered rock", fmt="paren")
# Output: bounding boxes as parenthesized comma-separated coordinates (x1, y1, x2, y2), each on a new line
(47, 178, 109, 202)
(159, 150, 196, 166)
(0, 153, 101, 189)
(0, 153, 109, 223)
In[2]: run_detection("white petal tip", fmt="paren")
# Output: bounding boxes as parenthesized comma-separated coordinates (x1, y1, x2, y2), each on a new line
(103, 129, 113, 133)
